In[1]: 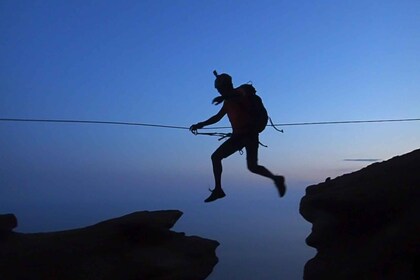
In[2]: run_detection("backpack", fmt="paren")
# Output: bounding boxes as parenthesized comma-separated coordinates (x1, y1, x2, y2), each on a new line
(236, 83, 268, 133)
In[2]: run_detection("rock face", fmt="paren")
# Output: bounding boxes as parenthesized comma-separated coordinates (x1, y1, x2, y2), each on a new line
(300, 149, 420, 280)
(0, 210, 219, 280)
(0, 214, 17, 234)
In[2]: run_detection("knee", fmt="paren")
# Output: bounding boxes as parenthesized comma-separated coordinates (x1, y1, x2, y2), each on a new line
(247, 161, 259, 173)
(211, 152, 222, 162)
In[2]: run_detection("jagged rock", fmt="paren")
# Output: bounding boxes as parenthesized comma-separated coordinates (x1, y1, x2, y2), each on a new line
(0, 210, 219, 280)
(300, 149, 420, 280)
(0, 214, 17, 233)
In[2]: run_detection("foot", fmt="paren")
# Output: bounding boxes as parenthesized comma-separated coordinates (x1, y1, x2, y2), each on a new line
(274, 176, 286, 197)
(204, 188, 226, 203)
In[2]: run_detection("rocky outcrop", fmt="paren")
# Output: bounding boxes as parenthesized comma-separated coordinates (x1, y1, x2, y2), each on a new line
(0, 210, 219, 280)
(0, 214, 17, 234)
(300, 149, 420, 280)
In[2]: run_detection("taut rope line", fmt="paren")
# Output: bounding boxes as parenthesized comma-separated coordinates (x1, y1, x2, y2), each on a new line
(1, 117, 419, 130)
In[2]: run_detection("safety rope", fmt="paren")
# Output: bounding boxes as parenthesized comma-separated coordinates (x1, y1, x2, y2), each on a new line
(0, 118, 189, 130)
(268, 117, 284, 133)
(1, 117, 419, 130)
(2, 117, 418, 150)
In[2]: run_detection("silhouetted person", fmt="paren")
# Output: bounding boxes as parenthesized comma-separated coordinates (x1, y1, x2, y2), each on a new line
(190, 71, 286, 202)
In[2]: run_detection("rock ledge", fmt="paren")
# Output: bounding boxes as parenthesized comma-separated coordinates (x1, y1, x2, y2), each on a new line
(0, 210, 219, 280)
(300, 149, 420, 280)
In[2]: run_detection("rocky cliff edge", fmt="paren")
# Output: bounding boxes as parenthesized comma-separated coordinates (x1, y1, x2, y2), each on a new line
(0, 210, 219, 280)
(300, 149, 420, 279)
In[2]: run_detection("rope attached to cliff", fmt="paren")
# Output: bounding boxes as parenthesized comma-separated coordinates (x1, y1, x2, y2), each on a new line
(1, 117, 419, 130)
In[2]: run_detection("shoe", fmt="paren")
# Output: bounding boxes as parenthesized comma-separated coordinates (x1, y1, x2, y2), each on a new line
(204, 188, 226, 203)
(274, 176, 286, 197)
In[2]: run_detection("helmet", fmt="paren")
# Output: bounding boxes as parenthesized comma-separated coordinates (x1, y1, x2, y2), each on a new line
(213, 71, 233, 89)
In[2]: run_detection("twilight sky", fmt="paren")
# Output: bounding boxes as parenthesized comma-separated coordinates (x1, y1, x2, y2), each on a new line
(0, 0, 419, 218)
(1, 1, 419, 278)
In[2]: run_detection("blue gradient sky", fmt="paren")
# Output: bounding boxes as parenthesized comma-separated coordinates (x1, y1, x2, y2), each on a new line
(1, 1, 419, 279)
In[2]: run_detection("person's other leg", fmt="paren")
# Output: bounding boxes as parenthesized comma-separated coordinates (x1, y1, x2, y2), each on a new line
(245, 134, 286, 197)
(245, 134, 274, 178)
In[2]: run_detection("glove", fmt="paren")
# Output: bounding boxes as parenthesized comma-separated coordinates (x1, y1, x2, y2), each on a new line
(190, 123, 204, 134)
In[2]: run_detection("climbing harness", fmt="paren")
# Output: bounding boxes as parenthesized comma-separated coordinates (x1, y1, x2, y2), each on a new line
(192, 131, 232, 141)
(192, 130, 269, 150)
(192, 116, 284, 148)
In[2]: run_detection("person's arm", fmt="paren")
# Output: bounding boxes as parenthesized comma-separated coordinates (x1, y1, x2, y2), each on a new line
(190, 106, 226, 133)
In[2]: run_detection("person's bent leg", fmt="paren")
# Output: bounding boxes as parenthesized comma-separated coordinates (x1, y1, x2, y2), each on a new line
(205, 136, 243, 202)
(211, 137, 242, 188)
(247, 160, 275, 179)
(247, 160, 286, 197)
(211, 152, 223, 190)
(244, 134, 273, 177)
(245, 134, 286, 197)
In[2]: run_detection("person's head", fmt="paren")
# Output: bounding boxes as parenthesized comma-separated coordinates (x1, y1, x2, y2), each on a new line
(213, 71, 233, 95)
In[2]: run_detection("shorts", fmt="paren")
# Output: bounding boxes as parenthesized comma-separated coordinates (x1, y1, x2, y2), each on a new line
(212, 133, 259, 163)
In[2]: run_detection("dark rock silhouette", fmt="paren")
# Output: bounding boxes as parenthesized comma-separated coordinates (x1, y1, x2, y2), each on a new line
(0, 214, 17, 234)
(0, 210, 219, 280)
(300, 149, 420, 280)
